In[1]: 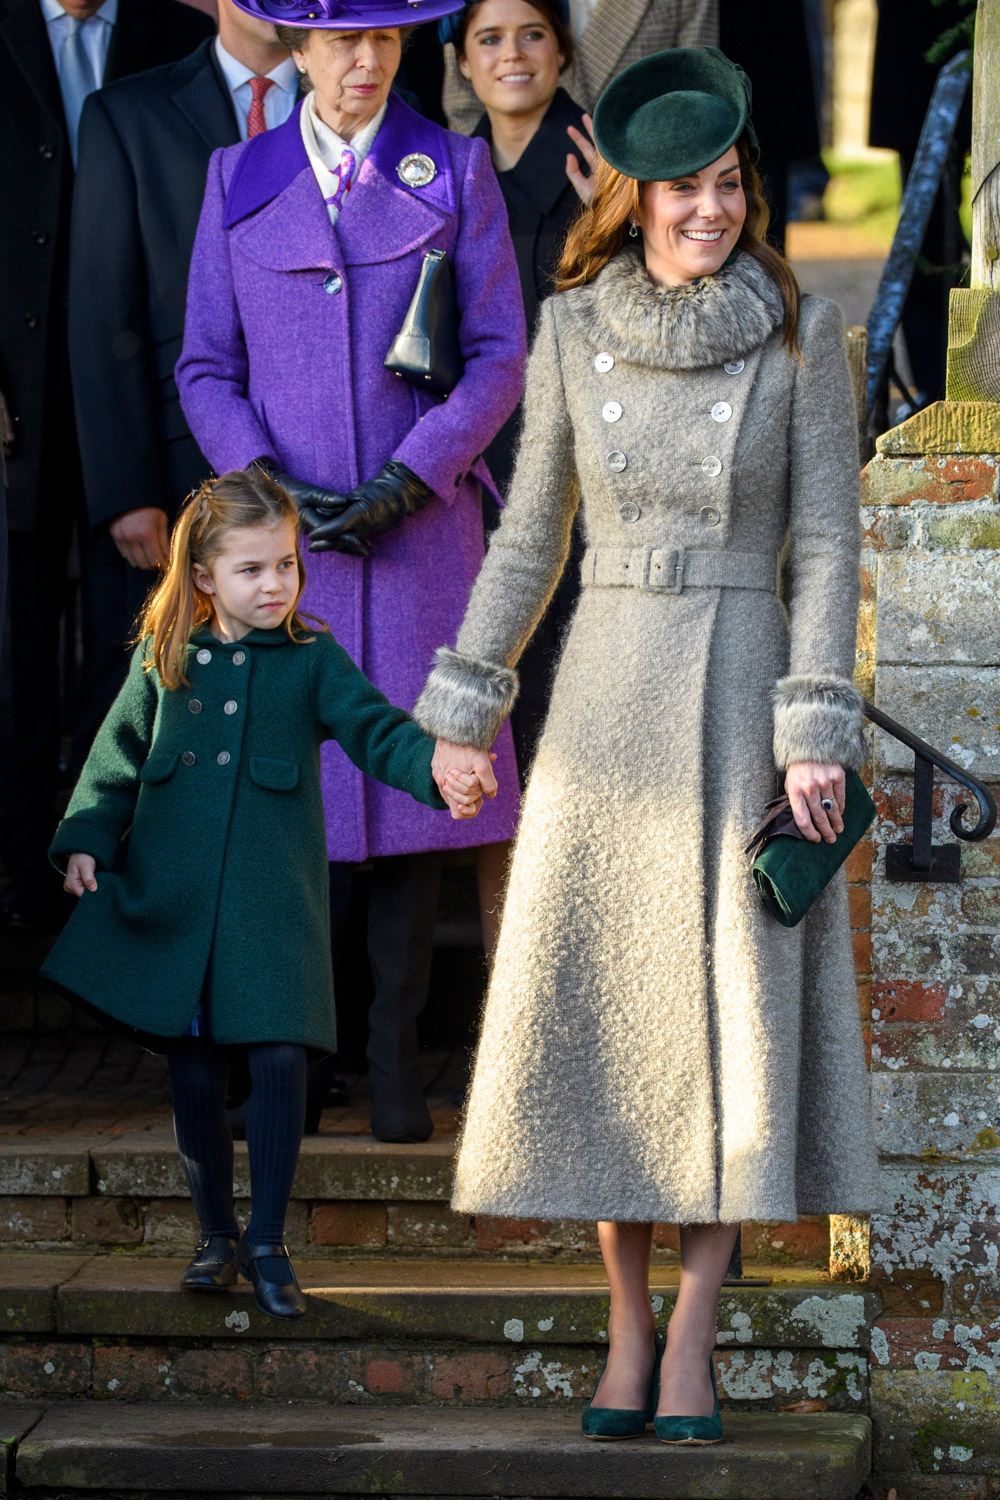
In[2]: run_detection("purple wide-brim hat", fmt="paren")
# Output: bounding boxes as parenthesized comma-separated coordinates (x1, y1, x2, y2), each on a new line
(232, 0, 462, 27)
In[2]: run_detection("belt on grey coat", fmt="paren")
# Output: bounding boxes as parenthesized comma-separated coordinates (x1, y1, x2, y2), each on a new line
(581, 546, 779, 596)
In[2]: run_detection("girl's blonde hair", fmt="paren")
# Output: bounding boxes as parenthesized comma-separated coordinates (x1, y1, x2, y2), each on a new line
(138, 467, 314, 690)
(556, 133, 802, 354)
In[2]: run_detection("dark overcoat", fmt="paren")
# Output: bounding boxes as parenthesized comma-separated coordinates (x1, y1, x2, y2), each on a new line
(69, 39, 241, 531)
(176, 92, 525, 861)
(0, 0, 213, 531)
(42, 627, 444, 1051)
(474, 87, 588, 776)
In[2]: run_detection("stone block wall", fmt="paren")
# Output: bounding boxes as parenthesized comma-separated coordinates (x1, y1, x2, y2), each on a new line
(859, 453, 1000, 1498)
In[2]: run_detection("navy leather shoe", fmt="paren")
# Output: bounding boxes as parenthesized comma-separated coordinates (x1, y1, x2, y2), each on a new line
(179, 1235, 239, 1292)
(235, 1236, 307, 1320)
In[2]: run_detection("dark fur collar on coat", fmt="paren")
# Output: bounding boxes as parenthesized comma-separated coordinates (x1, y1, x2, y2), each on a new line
(563, 248, 786, 370)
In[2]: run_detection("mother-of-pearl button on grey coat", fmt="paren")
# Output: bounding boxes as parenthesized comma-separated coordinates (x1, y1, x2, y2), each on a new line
(415, 249, 880, 1223)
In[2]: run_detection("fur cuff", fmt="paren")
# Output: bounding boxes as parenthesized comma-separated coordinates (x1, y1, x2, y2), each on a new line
(413, 646, 519, 750)
(773, 674, 866, 770)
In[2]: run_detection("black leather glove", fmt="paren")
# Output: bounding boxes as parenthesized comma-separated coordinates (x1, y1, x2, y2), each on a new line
(308, 461, 431, 558)
(255, 460, 349, 536)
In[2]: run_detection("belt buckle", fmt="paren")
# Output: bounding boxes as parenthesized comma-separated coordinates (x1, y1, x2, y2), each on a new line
(642, 547, 683, 593)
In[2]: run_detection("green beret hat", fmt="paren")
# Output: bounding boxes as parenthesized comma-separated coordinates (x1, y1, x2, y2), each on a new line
(593, 47, 758, 182)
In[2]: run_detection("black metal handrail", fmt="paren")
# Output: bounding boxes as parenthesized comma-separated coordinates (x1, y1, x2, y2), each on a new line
(864, 699, 996, 881)
(865, 50, 972, 422)
(724, 700, 995, 1282)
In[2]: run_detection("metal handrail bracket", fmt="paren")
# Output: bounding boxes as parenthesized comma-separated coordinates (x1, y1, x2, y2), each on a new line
(864, 699, 997, 881)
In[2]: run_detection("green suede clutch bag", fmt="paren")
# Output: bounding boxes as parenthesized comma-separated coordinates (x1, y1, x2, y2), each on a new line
(746, 769, 876, 929)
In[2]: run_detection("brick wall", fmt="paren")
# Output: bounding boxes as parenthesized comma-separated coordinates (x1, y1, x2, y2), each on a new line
(859, 454, 1000, 1499)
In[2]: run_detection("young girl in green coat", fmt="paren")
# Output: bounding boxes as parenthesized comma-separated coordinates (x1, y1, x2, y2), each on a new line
(43, 469, 482, 1319)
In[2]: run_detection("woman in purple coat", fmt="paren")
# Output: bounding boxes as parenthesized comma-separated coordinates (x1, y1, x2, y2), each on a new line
(177, 0, 526, 1144)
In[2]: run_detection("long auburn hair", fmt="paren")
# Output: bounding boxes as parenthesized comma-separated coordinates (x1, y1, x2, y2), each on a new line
(556, 133, 801, 354)
(137, 468, 316, 691)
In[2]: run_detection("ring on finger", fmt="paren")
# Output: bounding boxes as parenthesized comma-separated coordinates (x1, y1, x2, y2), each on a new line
(820, 797, 835, 813)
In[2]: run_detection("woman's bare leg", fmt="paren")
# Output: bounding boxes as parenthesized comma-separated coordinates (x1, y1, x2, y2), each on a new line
(657, 1223, 739, 1417)
(591, 1221, 657, 1409)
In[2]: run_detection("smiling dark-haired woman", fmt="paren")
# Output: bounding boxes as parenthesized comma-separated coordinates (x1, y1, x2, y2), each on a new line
(445, 0, 594, 777)
(416, 47, 878, 1445)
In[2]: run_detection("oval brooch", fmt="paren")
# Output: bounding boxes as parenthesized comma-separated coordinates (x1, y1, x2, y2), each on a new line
(397, 152, 437, 188)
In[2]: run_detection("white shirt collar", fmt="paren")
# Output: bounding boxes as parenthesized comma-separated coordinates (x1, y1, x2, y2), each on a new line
(214, 36, 298, 97)
(41, 0, 118, 25)
(304, 89, 386, 174)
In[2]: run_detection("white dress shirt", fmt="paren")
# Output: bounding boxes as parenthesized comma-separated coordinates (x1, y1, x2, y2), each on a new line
(214, 36, 299, 141)
(568, 0, 600, 43)
(41, 0, 117, 86)
(299, 90, 386, 226)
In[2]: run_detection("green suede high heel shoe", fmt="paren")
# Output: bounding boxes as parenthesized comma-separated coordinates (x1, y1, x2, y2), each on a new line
(581, 1333, 664, 1441)
(654, 1355, 723, 1445)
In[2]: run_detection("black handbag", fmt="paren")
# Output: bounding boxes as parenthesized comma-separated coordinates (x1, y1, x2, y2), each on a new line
(384, 248, 463, 398)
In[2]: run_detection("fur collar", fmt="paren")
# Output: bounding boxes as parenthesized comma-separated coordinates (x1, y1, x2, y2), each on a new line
(563, 248, 786, 370)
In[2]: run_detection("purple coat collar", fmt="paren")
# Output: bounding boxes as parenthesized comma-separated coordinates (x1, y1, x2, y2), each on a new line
(222, 91, 457, 230)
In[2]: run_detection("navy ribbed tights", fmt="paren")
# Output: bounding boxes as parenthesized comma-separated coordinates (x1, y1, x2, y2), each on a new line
(165, 1038, 307, 1285)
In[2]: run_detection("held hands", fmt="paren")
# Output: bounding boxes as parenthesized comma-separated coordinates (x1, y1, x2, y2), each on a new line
(432, 740, 499, 821)
(565, 113, 598, 205)
(785, 762, 846, 844)
(64, 854, 98, 896)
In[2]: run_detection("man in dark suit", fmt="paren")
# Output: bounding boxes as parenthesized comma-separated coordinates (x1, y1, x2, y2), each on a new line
(0, 0, 213, 927)
(68, 0, 296, 756)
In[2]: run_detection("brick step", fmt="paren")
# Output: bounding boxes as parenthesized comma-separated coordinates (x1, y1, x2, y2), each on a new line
(1, 1253, 877, 1411)
(0, 1132, 831, 1266)
(7, 1400, 873, 1499)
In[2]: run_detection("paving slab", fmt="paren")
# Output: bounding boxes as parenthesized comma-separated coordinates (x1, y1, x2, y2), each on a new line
(0, 1401, 46, 1497)
(0, 1137, 96, 1196)
(90, 1132, 458, 1201)
(0, 1253, 93, 1333)
(50, 1256, 879, 1347)
(14, 1401, 872, 1498)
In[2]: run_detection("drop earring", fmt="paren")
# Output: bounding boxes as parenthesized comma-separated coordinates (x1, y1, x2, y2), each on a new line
(628, 221, 639, 239)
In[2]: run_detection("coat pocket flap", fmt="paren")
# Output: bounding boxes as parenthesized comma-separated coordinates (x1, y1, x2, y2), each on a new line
(249, 756, 299, 791)
(139, 751, 179, 784)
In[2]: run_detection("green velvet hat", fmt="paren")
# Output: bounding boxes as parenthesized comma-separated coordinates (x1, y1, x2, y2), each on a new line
(592, 47, 758, 182)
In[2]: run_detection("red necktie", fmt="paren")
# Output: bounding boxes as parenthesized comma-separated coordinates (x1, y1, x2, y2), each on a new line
(247, 75, 274, 138)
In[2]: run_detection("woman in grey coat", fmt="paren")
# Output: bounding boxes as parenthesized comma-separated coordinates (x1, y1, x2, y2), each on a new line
(416, 49, 879, 1444)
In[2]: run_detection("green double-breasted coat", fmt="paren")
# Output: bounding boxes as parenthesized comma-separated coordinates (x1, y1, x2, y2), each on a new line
(42, 626, 445, 1051)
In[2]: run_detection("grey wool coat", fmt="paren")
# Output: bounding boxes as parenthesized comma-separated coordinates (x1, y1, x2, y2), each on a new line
(415, 249, 880, 1223)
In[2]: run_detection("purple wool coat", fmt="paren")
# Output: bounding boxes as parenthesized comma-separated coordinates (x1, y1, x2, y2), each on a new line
(176, 92, 525, 861)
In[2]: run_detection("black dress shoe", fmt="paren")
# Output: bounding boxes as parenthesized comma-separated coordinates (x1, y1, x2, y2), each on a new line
(179, 1235, 239, 1292)
(370, 1081, 433, 1144)
(235, 1236, 307, 1320)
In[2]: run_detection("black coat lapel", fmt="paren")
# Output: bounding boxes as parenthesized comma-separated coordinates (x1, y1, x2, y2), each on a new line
(170, 39, 239, 148)
(1, 0, 64, 126)
(104, 0, 155, 82)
